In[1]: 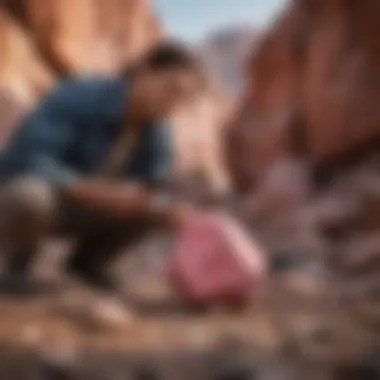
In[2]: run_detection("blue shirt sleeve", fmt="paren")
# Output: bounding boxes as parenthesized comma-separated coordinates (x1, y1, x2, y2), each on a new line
(146, 122, 172, 187)
(128, 121, 173, 188)
(0, 78, 88, 187)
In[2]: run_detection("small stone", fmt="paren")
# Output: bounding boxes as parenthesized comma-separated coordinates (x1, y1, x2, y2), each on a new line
(18, 324, 42, 346)
(59, 291, 134, 331)
(90, 296, 134, 330)
(41, 342, 78, 368)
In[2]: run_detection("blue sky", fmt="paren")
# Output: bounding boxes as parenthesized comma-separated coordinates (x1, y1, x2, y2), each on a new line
(154, 0, 287, 43)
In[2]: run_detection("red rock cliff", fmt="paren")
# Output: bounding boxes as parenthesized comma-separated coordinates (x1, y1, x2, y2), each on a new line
(226, 0, 380, 294)
(0, 0, 161, 143)
(227, 0, 380, 192)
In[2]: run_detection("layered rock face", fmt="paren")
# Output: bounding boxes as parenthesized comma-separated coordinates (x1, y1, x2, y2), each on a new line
(0, 0, 161, 144)
(226, 0, 380, 301)
(227, 0, 380, 191)
(14, 0, 161, 75)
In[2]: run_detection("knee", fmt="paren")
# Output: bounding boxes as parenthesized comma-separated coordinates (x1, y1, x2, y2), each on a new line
(0, 176, 58, 224)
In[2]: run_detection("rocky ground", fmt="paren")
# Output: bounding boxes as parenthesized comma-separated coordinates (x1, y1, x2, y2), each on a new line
(0, 235, 378, 380)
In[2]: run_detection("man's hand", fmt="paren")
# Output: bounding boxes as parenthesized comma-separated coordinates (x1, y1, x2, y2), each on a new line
(67, 179, 152, 217)
(147, 192, 197, 228)
(161, 200, 196, 228)
(66, 178, 198, 225)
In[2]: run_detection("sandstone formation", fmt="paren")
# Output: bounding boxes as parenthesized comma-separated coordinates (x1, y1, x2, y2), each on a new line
(226, 0, 380, 302)
(0, 8, 54, 140)
(227, 0, 380, 190)
(0, 0, 161, 146)
(2, 0, 161, 77)
(19, 0, 161, 75)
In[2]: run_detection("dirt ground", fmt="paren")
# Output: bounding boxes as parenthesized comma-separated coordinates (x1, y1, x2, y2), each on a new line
(0, 236, 379, 380)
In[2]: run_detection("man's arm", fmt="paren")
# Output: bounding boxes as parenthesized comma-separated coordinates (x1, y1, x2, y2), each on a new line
(67, 122, 193, 226)
(67, 179, 151, 217)
(67, 178, 192, 227)
(8, 79, 151, 213)
(126, 121, 172, 188)
(2, 79, 148, 213)
(3, 79, 191, 225)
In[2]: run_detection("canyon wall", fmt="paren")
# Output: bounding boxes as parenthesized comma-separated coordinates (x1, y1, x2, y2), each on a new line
(0, 0, 161, 143)
(226, 0, 380, 296)
(227, 0, 380, 192)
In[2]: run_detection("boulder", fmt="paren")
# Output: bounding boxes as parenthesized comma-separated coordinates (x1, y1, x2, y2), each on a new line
(13, 0, 161, 75)
(0, 89, 28, 146)
(227, 0, 380, 190)
(0, 9, 54, 105)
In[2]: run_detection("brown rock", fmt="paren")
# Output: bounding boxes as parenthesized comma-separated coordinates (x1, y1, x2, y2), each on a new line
(59, 291, 134, 332)
(227, 0, 380, 191)
(334, 233, 380, 277)
(225, 0, 380, 275)
(0, 9, 54, 104)
(21, 0, 161, 75)
(0, 90, 28, 146)
(244, 158, 312, 221)
(302, 1, 380, 162)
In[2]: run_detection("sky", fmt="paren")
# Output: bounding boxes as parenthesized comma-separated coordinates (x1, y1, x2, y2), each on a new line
(154, 0, 287, 43)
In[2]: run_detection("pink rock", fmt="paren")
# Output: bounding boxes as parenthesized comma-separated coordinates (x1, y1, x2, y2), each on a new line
(167, 211, 267, 306)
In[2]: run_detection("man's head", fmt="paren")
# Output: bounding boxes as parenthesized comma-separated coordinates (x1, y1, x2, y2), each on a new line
(126, 41, 204, 123)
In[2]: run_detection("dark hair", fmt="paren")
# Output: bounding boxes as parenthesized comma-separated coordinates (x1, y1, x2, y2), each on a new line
(144, 41, 200, 71)
(124, 40, 202, 76)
